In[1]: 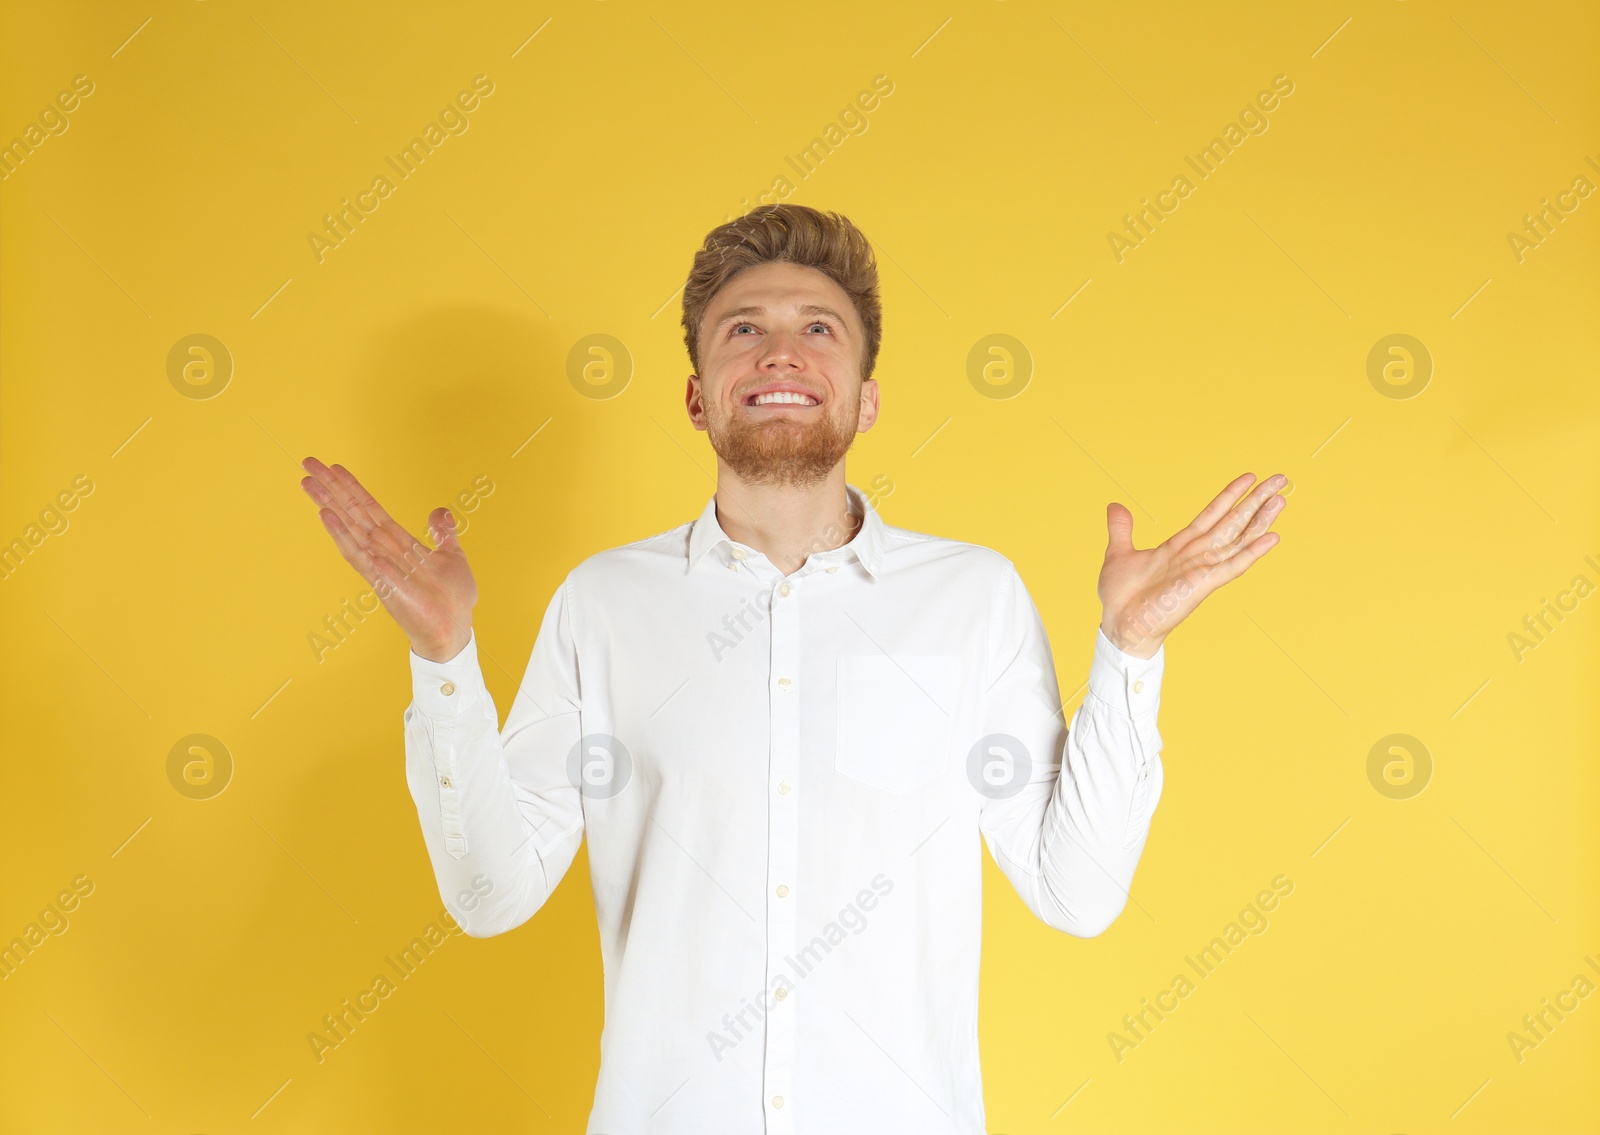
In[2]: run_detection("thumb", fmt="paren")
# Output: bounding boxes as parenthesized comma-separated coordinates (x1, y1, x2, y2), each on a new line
(428, 506, 462, 550)
(1105, 502, 1135, 554)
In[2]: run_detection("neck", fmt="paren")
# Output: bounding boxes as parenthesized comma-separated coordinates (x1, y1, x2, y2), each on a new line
(712, 465, 859, 575)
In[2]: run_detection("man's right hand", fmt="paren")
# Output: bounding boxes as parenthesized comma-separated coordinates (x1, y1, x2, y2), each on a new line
(300, 456, 477, 663)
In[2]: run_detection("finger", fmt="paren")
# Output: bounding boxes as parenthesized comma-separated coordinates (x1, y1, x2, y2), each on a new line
(1170, 472, 1256, 546)
(319, 462, 388, 533)
(305, 459, 386, 534)
(302, 471, 372, 551)
(1203, 530, 1280, 588)
(302, 459, 416, 566)
(1206, 474, 1287, 550)
(1105, 502, 1135, 555)
(304, 458, 446, 590)
(306, 474, 419, 580)
(301, 455, 348, 498)
(1205, 491, 1287, 565)
(329, 462, 398, 531)
(428, 506, 462, 551)
(343, 520, 431, 589)
(1231, 490, 1286, 550)
(314, 505, 387, 587)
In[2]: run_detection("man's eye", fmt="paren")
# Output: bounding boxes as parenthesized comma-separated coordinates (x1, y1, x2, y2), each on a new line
(808, 322, 832, 334)
(732, 323, 755, 335)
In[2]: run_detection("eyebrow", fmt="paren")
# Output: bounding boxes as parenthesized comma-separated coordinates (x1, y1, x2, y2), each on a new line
(713, 304, 850, 331)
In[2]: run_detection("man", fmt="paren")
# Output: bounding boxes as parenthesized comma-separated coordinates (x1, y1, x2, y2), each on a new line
(301, 203, 1285, 1133)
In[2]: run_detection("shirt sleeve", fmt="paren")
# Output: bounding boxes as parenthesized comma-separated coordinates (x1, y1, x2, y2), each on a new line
(402, 572, 586, 938)
(976, 562, 1165, 937)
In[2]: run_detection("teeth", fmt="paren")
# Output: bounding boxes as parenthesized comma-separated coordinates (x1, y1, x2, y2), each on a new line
(752, 391, 818, 406)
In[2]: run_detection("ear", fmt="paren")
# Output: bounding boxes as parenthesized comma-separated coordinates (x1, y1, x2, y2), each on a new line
(685, 373, 708, 431)
(855, 377, 879, 433)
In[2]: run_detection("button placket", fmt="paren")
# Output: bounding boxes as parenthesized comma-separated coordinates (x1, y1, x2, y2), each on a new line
(763, 558, 800, 1132)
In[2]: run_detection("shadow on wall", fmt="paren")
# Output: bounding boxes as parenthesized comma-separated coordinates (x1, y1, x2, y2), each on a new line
(346, 302, 607, 1116)
(353, 302, 596, 571)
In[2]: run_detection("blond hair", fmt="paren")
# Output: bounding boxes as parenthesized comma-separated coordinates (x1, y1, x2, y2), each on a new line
(681, 203, 882, 380)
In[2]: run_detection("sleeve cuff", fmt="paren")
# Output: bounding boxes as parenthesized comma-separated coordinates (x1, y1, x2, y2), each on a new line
(1086, 626, 1165, 717)
(409, 630, 487, 717)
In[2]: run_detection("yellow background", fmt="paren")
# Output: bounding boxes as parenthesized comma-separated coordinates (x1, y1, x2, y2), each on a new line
(2, 0, 1596, 1131)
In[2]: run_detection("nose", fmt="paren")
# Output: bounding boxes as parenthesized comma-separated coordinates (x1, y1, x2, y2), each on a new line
(758, 327, 805, 369)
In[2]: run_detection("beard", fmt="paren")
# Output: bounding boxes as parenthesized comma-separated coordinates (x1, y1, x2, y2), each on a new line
(704, 394, 860, 488)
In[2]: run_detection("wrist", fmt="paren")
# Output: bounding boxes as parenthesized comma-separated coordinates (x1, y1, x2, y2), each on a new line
(1099, 616, 1164, 660)
(413, 626, 472, 664)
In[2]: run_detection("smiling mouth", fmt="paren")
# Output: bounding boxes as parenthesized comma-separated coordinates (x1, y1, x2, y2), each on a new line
(744, 391, 821, 408)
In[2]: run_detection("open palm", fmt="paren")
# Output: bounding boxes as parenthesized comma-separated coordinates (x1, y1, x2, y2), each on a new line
(300, 456, 477, 662)
(1098, 472, 1287, 658)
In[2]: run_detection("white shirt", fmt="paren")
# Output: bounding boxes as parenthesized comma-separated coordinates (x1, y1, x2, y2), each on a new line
(403, 482, 1166, 1134)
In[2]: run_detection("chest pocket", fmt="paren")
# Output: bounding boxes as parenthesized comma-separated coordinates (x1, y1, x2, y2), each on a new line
(834, 653, 962, 794)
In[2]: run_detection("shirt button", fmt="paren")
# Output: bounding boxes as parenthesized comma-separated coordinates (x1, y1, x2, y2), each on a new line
(731, 547, 746, 560)
(440, 681, 456, 696)
(772, 1096, 785, 1109)
(777, 780, 791, 795)
(727, 561, 741, 572)
(1133, 679, 1145, 694)
(779, 582, 792, 597)
(776, 884, 789, 898)
(774, 986, 788, 1000)
(439, 776, 453, 788)
(777, 677, 792, 690)
(826, 564, 839, 574)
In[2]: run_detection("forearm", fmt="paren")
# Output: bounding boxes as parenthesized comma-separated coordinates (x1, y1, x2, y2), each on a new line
(985, 624, 1165, 938)
(404, 632, 583, 937)
(1034, 638, 1165, 934)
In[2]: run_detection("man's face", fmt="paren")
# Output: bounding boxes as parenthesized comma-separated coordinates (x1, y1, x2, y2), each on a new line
(686, 261, 878, 488)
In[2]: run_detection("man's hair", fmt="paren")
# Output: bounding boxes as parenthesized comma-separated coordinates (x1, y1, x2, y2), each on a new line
(681, 203, 882, 382)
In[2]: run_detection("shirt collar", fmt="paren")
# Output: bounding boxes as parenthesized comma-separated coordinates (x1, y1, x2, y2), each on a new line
(687, 482, 885, 579)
